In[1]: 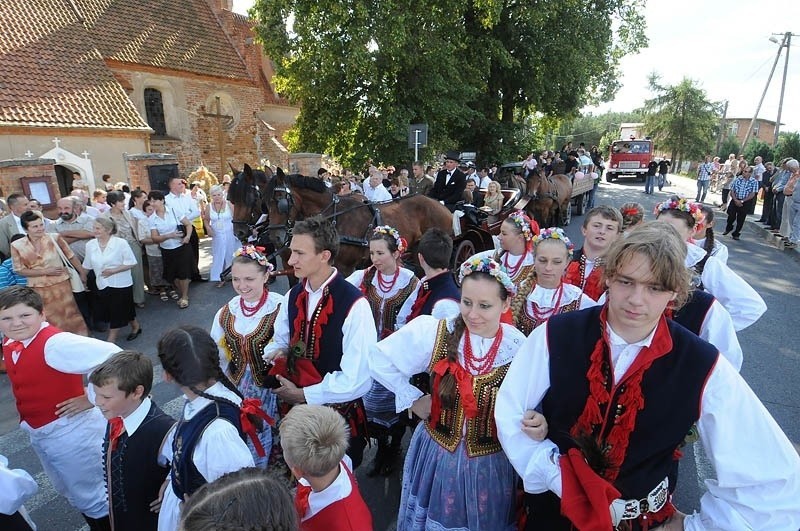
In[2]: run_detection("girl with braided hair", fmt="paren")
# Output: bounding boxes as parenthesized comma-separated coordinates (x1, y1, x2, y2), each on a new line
(346, 226, 418, 476)
(157, 325, 270, 531)
(370, 258, 526, 530)
(516, 228, 597, 336)
(210, 247, 282, 468)
(691, 204, 729, 265)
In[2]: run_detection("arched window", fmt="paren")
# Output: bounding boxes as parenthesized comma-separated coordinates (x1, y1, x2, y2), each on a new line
(144, 88, 167, 136)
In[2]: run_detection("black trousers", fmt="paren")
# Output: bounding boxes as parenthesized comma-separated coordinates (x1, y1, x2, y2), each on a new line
(760, 187, 774, 221)
(189, 226, 202, 280)
(725, 198, 755, 237)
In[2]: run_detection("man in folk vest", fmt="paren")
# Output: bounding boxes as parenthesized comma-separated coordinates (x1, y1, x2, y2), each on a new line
(0, 287, 121, 531)
(265, 216, 377, 468)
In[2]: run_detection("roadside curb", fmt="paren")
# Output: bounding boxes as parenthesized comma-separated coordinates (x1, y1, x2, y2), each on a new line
(743, 216, 796, 253)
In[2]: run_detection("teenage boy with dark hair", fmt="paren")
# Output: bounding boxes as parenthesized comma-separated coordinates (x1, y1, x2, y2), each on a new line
(564, 206, 623, 301)
(89, 351, 174, 531)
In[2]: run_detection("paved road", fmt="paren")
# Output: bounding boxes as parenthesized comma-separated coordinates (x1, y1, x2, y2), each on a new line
(1, 175, 798, 530)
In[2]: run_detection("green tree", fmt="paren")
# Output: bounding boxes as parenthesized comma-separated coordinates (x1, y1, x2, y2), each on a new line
(639, 75, 722, 169)
(743, 139, 775, 164)
(552, 111, 644, 152)
(775, 131, 800, 162)
(717, 135, 740, 160)
(251, 0, 647, 168)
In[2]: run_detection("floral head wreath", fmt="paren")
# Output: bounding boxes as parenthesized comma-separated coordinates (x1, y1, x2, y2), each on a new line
(233, 245, 275, 273)
(532, 227, 574, 252)
(508, 211, 538, 242)
(373, 225, 407, 253)
(459, 257, 517, 295)
(653, 196, 704, 227)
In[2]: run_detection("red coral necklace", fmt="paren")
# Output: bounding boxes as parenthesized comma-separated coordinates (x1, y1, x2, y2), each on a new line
(377, 268, 399, 292)
(463, 326, 504, 374)
(240, 288, 268, 318)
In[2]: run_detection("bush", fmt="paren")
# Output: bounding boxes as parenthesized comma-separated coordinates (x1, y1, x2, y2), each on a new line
(775, 132, 800, 162)
(717, 135, 740, 160)
(743, 139, 774, 163)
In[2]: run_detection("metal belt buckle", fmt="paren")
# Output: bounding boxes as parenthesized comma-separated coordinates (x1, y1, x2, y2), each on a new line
(619, 477, 669, 521)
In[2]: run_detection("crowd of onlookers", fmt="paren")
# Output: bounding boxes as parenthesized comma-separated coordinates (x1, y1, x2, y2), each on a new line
(0, 173, 235, 369)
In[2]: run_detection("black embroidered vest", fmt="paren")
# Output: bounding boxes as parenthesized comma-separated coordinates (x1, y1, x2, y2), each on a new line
(424, 320, 509, 457)
(414, 272, 460, 319)
(362, 267, 418, 338)
(672, 289, 715, 336)
(219, 303, 280, 386)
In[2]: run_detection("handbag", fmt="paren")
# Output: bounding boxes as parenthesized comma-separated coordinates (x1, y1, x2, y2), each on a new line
(50, 234, 85, 292)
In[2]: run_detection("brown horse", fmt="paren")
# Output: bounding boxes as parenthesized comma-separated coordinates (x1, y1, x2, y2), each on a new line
(524, 171, 573, 228)
(264, 169, 455, 277)
(227, 163, 274, 242)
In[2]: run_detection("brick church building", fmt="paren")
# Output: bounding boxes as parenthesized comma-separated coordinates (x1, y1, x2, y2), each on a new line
(0, 0, 297, 205)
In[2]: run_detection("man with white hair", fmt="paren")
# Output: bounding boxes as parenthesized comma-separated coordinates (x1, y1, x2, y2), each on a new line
(363, 168, 392, 202)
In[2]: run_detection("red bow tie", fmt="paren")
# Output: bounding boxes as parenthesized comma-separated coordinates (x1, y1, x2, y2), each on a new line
(109, 417, 126, 451)
(4, 340, 24, 354)
(294, 483, 313, 518)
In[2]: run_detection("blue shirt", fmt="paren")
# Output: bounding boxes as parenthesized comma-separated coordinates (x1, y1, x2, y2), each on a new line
(730, 176, 759, 200)
(0, 258, 27, 288)
(697, 162, 714, 181)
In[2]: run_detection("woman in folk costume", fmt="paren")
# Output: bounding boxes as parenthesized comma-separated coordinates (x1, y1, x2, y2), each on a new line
(370, 257, 526, 530)
(346, 226, 418, 476)
(210, 245, 282, 468)
(515, 228, 597, 336)
(654, 195, 766, 332)
(473, 211, 539, 327)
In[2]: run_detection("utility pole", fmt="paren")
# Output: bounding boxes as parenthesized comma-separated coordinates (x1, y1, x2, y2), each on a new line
(773, 32, 795, 147)
(715, 100, 728, 156)
(741, 34, 786, 152)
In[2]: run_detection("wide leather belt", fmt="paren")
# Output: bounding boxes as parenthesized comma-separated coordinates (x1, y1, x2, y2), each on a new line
(610, 477, 669, 525)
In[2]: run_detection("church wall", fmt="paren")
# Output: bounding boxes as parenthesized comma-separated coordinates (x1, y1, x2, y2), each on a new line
(0, 130, 148, 190)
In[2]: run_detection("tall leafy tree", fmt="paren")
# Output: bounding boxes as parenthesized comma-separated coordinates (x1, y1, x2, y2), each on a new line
(775, 131, 800, 162)
(640, 75, 722, 169)
(252, 0, 647, 168)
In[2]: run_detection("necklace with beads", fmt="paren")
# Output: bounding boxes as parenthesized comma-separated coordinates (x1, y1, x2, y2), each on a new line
(239, 288, 268, 317)
(376, 267, 400, 293)
(463, 326, 504, 374)
(531, 282, 564, 321)
(503, 250, 527, 278)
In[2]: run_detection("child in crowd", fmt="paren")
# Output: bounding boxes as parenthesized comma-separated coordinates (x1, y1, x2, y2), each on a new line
(0, 454, 38, 531)
(89, 351, 175, 531)
(0, 286, 120, 531)
(0, 234, 28, 288)
(515, 228, 597, 335)
(140, 200, 170, 301)
(692, 204, 729, 264)
(395, 228, 460, 327)
(619, 202, 645, 234)
(179, 468, 297, 531)
(564, 205, 622, 301)
(281, 404, 372, 531)
(156, 326, 261, 531)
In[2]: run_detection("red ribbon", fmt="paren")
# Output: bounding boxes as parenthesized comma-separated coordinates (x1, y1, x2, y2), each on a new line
(294, 483, 312, 518)
(239, 398, 275, 457)
(407, 283, 431, 322)
(109, 417, 125, 451)
(429, 359, 478, 428)
(4, 340, 24, 355)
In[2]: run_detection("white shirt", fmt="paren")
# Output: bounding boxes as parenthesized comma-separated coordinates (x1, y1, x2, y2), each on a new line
(346, 267, 417, 336)
(495, 320, 800, 530)
(693, 237, 729, 265)
(165, 191, 200, 222)
(685, 243, 766, 331)
(299, 458, 355, 521)
(479, 176, 492, 189)
(11, 214, 23, 235)
(82, 236, 136, 290)
(525, 283, 597, 317)
(0, 454, 38, 516)
(363, 182, 392, 203)
(158, 382, 254, 531)
(370, 316, 525, 412)
(210, 292, 285, 375)
(263, 269, 376, 405)
(395, 272, 460, 328)
(148, 207, 187, 250)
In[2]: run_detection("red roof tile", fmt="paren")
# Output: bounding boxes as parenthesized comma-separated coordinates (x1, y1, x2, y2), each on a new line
(76, 0, 251, 80)
(0, 0, 150, 130)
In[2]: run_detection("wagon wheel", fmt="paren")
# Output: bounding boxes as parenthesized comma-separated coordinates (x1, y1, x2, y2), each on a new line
(574, 192, 588, 216)
(560, 200, 572, 226)
(452, 238, 477, 284)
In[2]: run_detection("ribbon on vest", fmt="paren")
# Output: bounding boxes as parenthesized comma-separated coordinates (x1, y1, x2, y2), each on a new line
(407, 283, 431, 321)
(429, 358, 478, 429)
(108, 417, 125, 452)
(239, 398, 275, 457)
(559, 448, 620, 531)
(294, 483, 312, 519)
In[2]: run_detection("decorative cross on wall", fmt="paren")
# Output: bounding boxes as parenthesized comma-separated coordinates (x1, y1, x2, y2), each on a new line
(82, 151, 90, 159)
(24, 150, 34, 158)
(52, 137, 61, 148)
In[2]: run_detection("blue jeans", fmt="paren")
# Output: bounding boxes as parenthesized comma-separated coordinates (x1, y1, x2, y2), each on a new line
(658, 172, 667, 189)
(696, 179, 710, 202)
(645, 174, 656, 194)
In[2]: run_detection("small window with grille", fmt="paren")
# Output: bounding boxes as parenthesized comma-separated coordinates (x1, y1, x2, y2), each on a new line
(144, 88, 167, 136)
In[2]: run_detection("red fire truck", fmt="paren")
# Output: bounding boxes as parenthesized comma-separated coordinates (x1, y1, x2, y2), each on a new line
(605, 139, 653, 182)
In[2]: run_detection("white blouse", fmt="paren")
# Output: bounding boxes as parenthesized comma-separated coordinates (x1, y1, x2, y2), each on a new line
(370, 315, 525, 413)
(693, 237, 729, 265)
(83, 236, 137, 290)
(148, 207, 187, 251)
(0, 454, 38, 515)
(395, 273, 460, 328)
(525, 283, 597, 314)
(685, 243, 766, 331)
(346, 267, 416, 334)
(495, 322, 800, 530)
(210, 292, 285, 375)
(158, 382, 254, 531)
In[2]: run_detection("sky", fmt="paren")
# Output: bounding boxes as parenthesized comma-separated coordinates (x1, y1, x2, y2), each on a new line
(233, 0, 800, 134)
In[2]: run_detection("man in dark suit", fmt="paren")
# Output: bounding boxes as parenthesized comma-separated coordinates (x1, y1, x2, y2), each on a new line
(429, 151, 467, 212)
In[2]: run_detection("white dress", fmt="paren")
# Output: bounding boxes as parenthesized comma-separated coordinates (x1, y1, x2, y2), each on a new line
(207, 202, 239, 282)
(157, 382, 254, 531)
(516, 283, 597, 335)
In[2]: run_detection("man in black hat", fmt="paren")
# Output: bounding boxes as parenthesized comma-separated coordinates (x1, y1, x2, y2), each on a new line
(429, 151, 467, 212)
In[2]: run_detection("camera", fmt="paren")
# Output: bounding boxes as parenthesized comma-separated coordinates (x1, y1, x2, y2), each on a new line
(176, 224, 187, 237)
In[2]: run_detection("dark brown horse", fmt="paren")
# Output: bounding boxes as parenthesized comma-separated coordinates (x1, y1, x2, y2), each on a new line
(524, 171, 573, 227)
(227, 163, 274, 242)
(264, 169, 455, 277)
